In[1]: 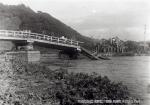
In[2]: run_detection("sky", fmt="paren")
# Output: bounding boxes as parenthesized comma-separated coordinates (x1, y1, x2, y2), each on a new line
(0, 0, 150, 41)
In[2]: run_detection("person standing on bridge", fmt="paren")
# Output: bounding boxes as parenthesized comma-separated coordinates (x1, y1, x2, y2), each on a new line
(61, 36, 67, 43)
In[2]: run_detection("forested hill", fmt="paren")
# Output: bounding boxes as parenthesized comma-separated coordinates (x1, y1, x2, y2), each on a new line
(0, 3, 95, 49)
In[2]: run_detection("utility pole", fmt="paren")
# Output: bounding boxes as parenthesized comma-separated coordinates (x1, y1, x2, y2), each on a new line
(144, 24, 146, 52)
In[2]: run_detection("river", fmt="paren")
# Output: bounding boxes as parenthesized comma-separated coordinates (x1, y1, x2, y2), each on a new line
(62, 56, 150, 105)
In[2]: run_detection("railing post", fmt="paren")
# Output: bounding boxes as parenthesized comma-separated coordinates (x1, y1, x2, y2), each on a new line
(71, 40, 73, 45)
(44, 35, 47, 40)
(58, 38, 59, 43)
(77, 41, 79, 46)
(43, 35, 45, 40)
(50, 36, 52, 41)
(27, 31, 30, 39)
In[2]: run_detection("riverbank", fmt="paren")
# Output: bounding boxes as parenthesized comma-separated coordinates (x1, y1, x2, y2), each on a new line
(0, 60, 135, 105)
(66, 56, 150, 105)
(98, 52, 150, 57)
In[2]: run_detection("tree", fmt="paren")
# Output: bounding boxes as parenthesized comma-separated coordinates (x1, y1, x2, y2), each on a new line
(124, 41, 139, 53)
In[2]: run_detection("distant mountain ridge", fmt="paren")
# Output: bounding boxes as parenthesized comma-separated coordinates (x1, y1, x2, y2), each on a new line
(0, 3, 95, 50)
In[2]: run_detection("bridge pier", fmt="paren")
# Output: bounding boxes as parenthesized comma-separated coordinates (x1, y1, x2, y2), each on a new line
(0, 41, 41, 62)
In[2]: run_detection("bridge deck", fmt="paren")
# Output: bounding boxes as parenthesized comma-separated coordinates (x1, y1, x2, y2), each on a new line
(0, 30, 81, 49)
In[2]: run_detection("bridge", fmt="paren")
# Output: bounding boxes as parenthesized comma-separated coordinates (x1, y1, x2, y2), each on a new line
(0, 30, 81, 49)
(0, 30, 99, 60)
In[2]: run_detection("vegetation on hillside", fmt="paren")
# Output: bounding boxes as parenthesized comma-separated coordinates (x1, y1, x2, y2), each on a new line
(0, 3, 95, 50)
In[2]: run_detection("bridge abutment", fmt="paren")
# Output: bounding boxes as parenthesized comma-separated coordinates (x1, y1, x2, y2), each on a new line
(5, 51, 40, 63)
(0, 41, 16, 52)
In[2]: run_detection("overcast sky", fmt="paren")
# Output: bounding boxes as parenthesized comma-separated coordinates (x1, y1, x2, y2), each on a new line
(0, 0, 150, 41)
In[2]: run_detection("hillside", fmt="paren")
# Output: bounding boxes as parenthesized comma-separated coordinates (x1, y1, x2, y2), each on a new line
(0, 3, 95, 50)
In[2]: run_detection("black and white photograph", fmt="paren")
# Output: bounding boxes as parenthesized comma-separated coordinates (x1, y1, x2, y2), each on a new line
(0, 0, 149, 105)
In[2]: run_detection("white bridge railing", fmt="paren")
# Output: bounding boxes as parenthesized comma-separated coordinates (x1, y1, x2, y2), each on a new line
(0, 30, 82, 48)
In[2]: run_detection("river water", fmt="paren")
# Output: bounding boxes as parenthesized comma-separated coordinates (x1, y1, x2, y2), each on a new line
(64, 56, 150, 105)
